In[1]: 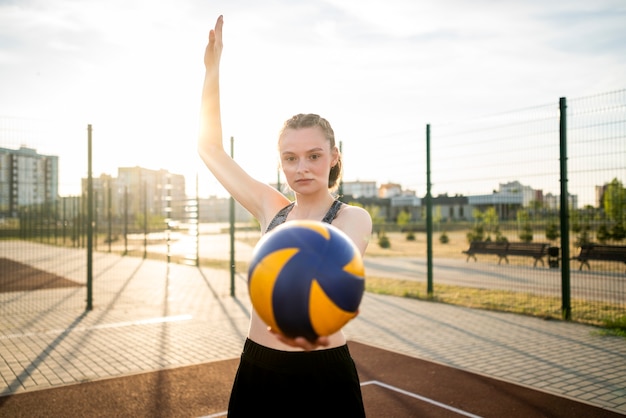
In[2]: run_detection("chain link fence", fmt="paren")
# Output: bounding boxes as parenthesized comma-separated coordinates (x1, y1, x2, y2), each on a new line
(1, 90, 625, 327)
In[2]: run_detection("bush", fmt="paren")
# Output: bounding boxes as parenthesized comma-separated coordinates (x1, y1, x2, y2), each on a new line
(467, 225, 484, 243)
(611, 224, 626, 241)
(545, 221, 560, 241)
(597, 224, 610, 243)
(439, 231, 449, 244)
(378, 234, 391, 248)
(406, 231, 416, 241)
(575, 226, 592, 247)
(519, 223, 533, 243)
(494, 225, 507, 243)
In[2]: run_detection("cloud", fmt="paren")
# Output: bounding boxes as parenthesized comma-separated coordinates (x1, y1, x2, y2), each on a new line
(0, 0, 624, 196)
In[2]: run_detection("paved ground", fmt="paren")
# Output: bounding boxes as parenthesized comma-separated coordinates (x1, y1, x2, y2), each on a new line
(2, 341, 621, 418)
(1, 249, 625, 415)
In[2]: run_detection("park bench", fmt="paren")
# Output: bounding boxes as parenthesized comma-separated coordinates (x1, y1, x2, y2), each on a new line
(462, 241, 507, 263)
(571, 244, 626, 271)
(463, 241, 550, 267)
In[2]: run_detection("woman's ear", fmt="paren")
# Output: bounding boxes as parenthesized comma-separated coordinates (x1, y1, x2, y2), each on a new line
(331, 146, 339, 166)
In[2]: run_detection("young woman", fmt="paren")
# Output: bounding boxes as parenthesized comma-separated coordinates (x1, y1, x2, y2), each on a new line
(199, 15, 372, 417)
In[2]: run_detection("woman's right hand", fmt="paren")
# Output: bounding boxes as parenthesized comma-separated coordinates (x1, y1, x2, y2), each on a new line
(268, 327, 331, 351)
(204, 15, 223, 73)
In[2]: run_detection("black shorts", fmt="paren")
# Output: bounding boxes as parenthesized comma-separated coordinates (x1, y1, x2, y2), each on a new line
(227, 338, 366, 417)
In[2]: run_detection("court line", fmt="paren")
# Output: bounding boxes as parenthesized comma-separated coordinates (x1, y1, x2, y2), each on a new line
(361, 380, 484, 418)
(0, 314, 193, 340)
(199, 379, 485, 418)
(199, 412, 226, 418)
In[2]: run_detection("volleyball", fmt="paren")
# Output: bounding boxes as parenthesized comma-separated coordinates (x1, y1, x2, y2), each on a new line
(248, 220, 365, 342)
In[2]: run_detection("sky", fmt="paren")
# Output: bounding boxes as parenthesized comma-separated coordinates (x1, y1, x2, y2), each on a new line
(1, 0, 625, 200)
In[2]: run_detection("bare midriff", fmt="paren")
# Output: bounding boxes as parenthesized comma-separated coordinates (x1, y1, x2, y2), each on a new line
(247, 309, 347, 351)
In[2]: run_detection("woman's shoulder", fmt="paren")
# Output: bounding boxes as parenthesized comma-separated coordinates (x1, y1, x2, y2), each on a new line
(333, 204, 372, 254)
(340, 203, 372, 220)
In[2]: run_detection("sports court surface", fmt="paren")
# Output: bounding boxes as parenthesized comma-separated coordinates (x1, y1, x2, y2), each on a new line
(1, 246, 625, 416)
(1, 341, 623, 417)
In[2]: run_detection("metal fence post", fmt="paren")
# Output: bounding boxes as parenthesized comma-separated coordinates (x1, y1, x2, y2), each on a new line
(426, 124, 433, 296)
(143, 180, 147, 259)
(230, 136, 236, 297)
(107, 179, 112, 253)
(86, 124, 93, 311)
(559, 97, 571, 320)
(123, 186, 128, 255)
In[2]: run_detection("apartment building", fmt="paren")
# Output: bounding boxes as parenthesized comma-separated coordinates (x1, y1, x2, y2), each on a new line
(0, 146, 59, 217)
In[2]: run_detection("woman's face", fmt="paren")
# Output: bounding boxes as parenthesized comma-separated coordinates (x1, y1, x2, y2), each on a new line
(279, 126, 338, 194)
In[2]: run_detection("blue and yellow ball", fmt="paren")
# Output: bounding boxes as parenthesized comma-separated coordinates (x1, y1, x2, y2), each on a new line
(248, 220, 365, 342)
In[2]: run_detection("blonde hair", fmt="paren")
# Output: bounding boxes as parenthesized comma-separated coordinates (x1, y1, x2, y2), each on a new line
(279, 113, 342, 190)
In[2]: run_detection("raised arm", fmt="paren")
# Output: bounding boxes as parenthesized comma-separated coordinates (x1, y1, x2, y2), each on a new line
(199, 15, 224, 160)
(198, 16, 288, 228)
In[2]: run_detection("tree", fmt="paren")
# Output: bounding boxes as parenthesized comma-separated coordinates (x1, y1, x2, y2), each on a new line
(602, 178, 626, 242)
(397, 209, 415, 240)
(483, 207, 499, 241)
(519, 223, 533, 243)
(570, 209, 581, 234)
(397, 209, 411, 227)
(433, 206, 442, 230)
(466, 207, 503, 243)
(604, 178, 626, 224)
(611, 224, 625, 241)
(517, 209, 533, 242)
(493, 224, 508, 243)
(545, 219, 560, 242)
(575, 225, 592, 247)
(467, 209, 485, 243)
(596, 224, 610, 243)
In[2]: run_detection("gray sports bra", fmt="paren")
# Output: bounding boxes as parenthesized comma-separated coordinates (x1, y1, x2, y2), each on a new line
(265, 200, 344, 233)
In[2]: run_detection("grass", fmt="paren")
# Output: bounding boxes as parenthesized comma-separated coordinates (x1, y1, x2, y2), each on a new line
(363, 231, 625, 334)
(365, 276, 625, 330)
(599, 316, 626, 337)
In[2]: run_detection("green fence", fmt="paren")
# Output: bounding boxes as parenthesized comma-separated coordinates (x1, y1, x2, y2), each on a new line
(422, 90, 625, 325)
(1, 90, 624, 327)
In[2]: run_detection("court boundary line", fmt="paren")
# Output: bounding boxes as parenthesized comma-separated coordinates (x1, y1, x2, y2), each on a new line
(361, 380, 484, 418)
(198, 379, 485, 418)
(0, 314, 193, 340)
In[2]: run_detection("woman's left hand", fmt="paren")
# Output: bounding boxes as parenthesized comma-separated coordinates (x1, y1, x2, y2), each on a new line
(268, 327, 330, 351)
